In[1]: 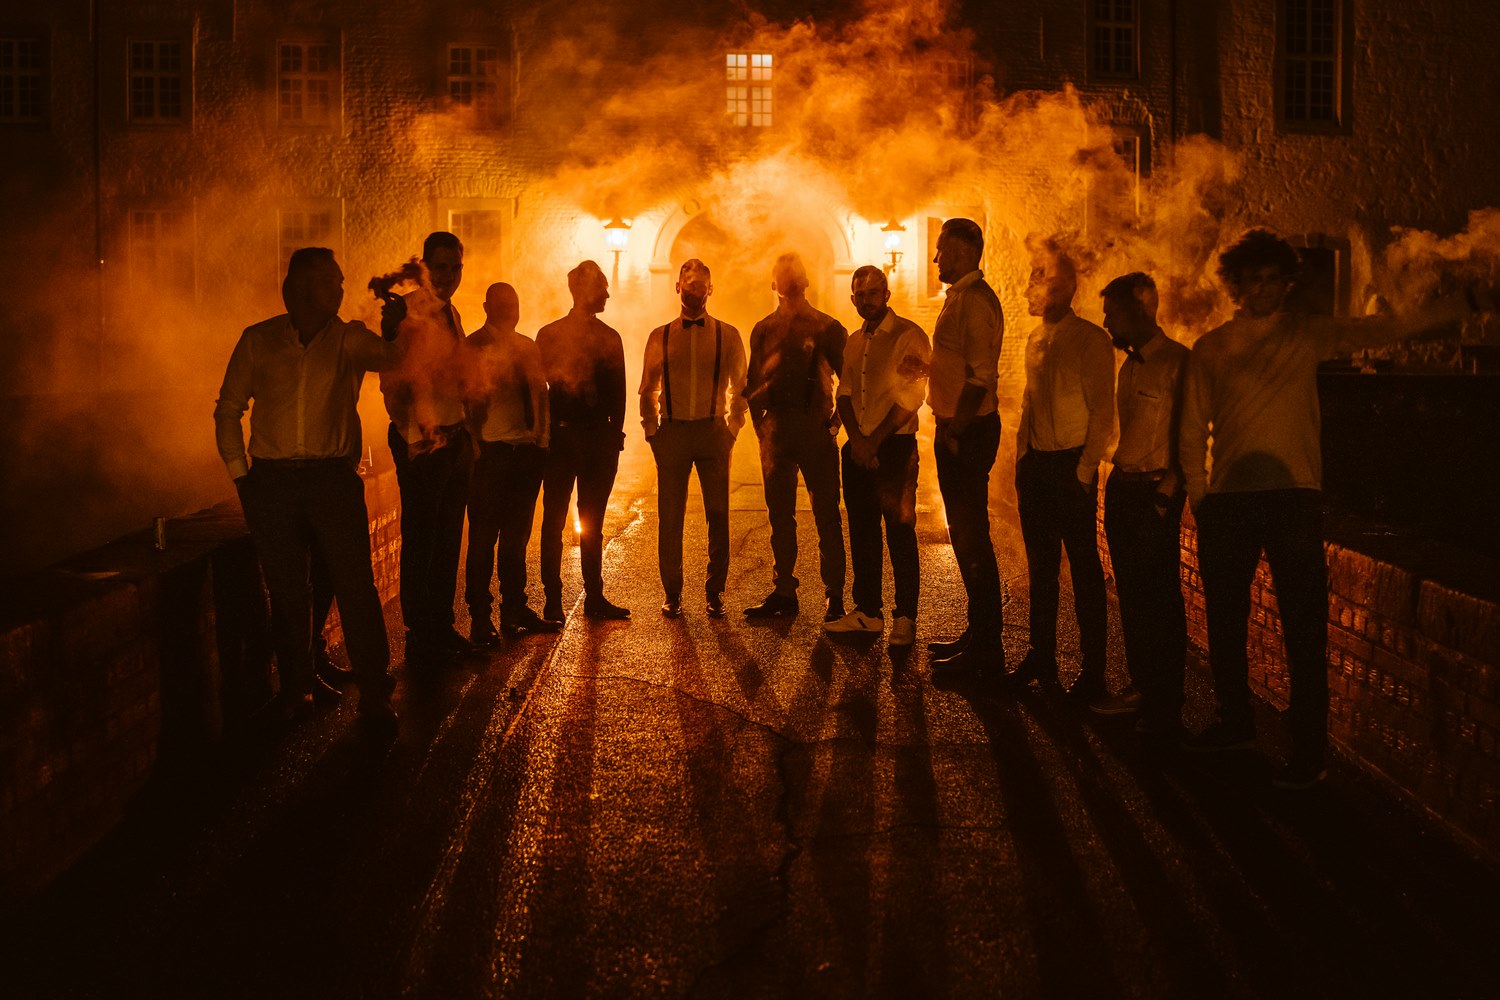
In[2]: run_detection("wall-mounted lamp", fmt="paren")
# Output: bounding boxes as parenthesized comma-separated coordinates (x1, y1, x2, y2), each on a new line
(881, 220, 906, 276)
(604, 216, 631, 283)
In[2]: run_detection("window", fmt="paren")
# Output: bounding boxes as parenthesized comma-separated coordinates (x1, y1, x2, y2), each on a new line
(447, 209, 502, 259)
(1089, 0, 1138, 79)
(1, 36, 45, 124)
(128, 39, 186, 123)
(278, 40, 338, 127)
(278, 204, 340, 278)
(448, 44, 508, 124)
(1278, 0, 1351, 131)
(727, 52, 772, 127)
(127, 206, 195, 296)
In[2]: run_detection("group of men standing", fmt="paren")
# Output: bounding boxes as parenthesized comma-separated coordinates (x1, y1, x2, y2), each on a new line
(215, 219, 1485, 788)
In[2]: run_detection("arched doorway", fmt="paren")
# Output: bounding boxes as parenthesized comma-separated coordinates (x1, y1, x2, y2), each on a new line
(653, 202, 850, 329)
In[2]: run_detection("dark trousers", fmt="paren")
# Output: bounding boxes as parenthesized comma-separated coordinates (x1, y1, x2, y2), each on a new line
(1016, 446, 1108, 686)
(1104, 473, 1187, 726)
(650, 418, 733, 599)
(389, 423, 472, 638)
(465, 440, 546, 620)
(541, 424, 621, 602)
(1196, 489, 1329, 763)
(842, 434, 919, 619)
(240, 460, 390, 700)
(934, 412, 1003, 651)
(754, 409, 845, 599)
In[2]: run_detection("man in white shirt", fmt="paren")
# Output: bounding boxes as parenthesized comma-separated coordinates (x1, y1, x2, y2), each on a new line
(462, 282, 557, 646)
(1181, 228, 1483, 788)
(640, 259, 748, 619)
(379, 231, 473, 667)
(827, 266, 930, 648)
(1011, 239, 1114, 700)
(925, 218, 1007, 676)
(214, 247, 399, 736)
(1099, 272, 1190, 735)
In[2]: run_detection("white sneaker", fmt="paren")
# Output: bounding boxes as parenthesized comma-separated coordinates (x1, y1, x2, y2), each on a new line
(888, 616, 916, 647)
(824, 610, 883, 634)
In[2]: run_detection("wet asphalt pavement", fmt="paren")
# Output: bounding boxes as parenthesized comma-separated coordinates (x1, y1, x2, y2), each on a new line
(5, 431, 1499, 999)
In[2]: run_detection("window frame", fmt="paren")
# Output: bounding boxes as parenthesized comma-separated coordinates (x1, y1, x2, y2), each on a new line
(445, 41, 511, 128)
(126, 201, 197, 299)
(1087, 0, 1140, 83)
(0, 29, 48, 128)
(276, 33, 341, 130)
(1275, 0, 1354, 134)
(726, 51, 773, 128)
(276, 199, 343, 289)
(126, 35, 191, 126)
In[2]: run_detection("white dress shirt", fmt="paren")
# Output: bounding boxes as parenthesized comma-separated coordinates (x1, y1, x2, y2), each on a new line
(838, 308, 930, 435)
(1018, 308, 1116, 482)
(639, 313, 748, 436)
(1113, 330, 1189, 474)
(928, 270, 1004, 419)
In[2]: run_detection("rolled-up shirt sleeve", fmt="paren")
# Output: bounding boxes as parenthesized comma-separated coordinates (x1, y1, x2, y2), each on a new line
(724, 324, 749, 435)
(213, 331, 255, 480)
(1179, 352, 1213, 506)
(638, 326, 664, 436)
(892, 326, 931, 416)
(346, 320, 402, 372)
(961, 293, 1002, 389)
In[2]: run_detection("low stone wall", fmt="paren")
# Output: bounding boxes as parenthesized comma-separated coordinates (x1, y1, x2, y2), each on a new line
(0, 471, 400, 902)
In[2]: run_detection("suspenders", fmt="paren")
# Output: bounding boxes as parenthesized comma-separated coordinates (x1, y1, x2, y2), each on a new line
(661, 318, 722, 422)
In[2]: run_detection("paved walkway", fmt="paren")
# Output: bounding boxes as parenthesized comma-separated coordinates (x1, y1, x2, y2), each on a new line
(5, 433, 1497, 999)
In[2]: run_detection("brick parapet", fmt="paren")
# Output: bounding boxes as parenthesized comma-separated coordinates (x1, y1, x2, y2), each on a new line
(0, 470, 401, 902)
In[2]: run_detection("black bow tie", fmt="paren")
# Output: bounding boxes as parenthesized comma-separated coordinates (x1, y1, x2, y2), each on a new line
(681, 318, 705, 328)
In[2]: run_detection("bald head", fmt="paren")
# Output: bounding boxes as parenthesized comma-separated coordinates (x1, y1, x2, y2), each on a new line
(483, 282, 520, 330)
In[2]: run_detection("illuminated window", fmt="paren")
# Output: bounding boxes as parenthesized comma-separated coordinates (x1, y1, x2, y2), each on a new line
(726, 52, 772, 127)
(278, 205, 340, 279)
(128, 206, 195, 296)
(1, 36, 45, 124)
(448, 45, 508, 124)
(1278, 0, 1350, 131)
(1089, 0, 1138, 79)
(278, 40, 338, 127)
(448, 210, 502, 256)
(128, 40, 186, 123)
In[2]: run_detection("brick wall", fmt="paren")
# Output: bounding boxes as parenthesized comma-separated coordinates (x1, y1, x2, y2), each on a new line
(1172, 508, 1499, 859)
(0, 470, 400, 902)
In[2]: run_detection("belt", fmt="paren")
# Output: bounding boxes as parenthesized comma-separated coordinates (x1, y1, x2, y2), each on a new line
(661, 416, 718, 425)
(1112, 468, 1168, 483)
(252, 457, 350, 470)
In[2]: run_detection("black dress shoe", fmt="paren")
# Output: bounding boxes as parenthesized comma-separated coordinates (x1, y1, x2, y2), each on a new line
(744, 592, 798, 618)
(824, 598, 846, 623)
(927, 633, 969, 657)
(315, 649, 355, 685)
(432, 625, 473, 654)
(706, 593, 726, 618)
(1004, 650, 1058, 687)
(931, 645, 1004, 676)
(312, 674, 342, 706)
(502, 607, 563, 636)
(469, 619, 501, 650)
(542, 598, 566, 624)
(661, 596, 683, 619)
(583, 596, 631, 620)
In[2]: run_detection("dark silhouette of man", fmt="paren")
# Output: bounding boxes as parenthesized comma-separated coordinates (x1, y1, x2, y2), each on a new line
(925, 219, 1006, 676)
(1100, 272, 1189, 735)
(462, 282, 558, 646)
(537, 260, 630, 621)
(640, 259, 748, 619)
(1010, 239, 1113, 700)
(214, 247, 398, 736)
(1181, 228, 1484, 788)
(827, 265, 930, 647)
(379, 231, 473, 667)
(743, 252, 847, 621)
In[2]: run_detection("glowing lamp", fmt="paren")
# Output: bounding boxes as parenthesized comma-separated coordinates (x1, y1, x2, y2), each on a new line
(881, 219, 906, 275)
(604, 216, 631, 252)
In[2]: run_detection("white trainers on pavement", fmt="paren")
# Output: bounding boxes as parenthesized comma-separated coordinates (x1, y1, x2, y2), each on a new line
(888, 616, 916, 647)
(824, 610, 884, 634)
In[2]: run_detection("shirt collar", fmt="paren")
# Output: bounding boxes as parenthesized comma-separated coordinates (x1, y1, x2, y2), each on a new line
(862, 307, 894, 336)
(946, 269, 984, 294)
